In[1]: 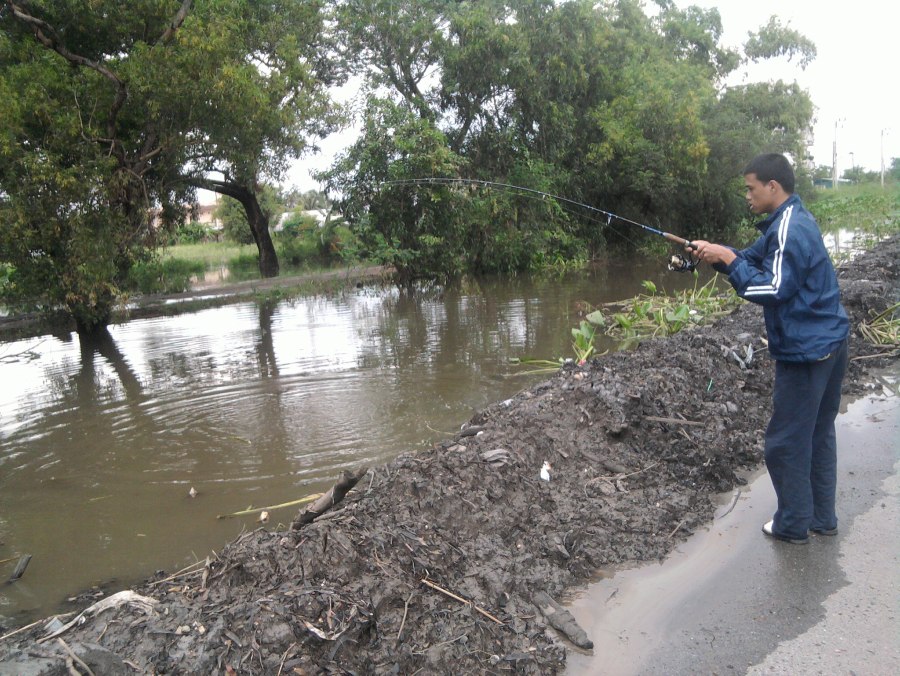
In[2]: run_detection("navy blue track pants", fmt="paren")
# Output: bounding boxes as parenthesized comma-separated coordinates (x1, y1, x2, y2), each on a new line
(765, 339, 849, 540)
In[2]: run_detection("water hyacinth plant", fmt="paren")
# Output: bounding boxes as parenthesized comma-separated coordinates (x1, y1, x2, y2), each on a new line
(578, 275, 742, 352)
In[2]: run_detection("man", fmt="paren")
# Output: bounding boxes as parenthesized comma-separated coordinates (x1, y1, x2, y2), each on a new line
(691, 153, 849, 545)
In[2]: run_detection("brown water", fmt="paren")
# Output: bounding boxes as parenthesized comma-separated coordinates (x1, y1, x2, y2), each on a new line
(0, 262, 711, 625)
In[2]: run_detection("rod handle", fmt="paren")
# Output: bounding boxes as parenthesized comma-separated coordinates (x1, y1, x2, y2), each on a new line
(663, 232, 697, 250)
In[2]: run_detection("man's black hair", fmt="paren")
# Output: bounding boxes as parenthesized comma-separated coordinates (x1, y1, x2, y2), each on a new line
(743, 153, 795, 193)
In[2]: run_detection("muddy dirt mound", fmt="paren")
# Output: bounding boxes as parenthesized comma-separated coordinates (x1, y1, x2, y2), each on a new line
(2, 237, 897, 675)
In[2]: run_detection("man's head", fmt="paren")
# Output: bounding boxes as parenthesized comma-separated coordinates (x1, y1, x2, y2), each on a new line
(743, 153, 794, 215)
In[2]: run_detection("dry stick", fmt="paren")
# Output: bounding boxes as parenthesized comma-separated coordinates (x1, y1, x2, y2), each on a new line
(425, 422, 455, 437)
(420, 579, 504, 625)
(8, 554, 32, 581)
(667, 518, 687, 539)
(0, 555, 20, 566)
(217, 492, 324, 519)
(678, 427, 699, 448)
(292, 468, 367, 530)
(57, 637, 97, 676)
(588, 460, 660, 485)
(716, 489, 742, 520)
(201, 556, 211, 592)
(644, 416, 705, 427)
(397, 592, 414, 641)
(851, 350, 900, 362)
(0, 614, 73, 643)
(147, 558, 208, 586)
(276, 641, 297, 676)
(39, 592, 157, 644)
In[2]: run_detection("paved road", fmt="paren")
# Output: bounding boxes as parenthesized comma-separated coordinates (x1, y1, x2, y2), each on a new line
(566, 364, 899, 675)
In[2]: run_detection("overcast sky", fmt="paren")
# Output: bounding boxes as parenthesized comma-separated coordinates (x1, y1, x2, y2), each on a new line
(692, 0, 898, 175)
(280, 0, 898, 192)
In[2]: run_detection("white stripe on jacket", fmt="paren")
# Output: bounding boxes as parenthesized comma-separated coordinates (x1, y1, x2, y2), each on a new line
(744, 205, 793, 297)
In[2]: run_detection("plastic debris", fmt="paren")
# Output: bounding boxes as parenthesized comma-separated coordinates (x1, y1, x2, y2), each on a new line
(540, 461, 551, 482)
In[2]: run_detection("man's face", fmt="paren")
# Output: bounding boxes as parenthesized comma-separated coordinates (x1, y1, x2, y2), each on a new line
(744, 173, 778, 215)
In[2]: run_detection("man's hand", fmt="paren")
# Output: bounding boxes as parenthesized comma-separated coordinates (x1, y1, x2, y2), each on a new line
(689, 240, 737, 266)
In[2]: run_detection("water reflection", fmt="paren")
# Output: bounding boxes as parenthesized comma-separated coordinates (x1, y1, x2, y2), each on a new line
(0, 262, 708, 623)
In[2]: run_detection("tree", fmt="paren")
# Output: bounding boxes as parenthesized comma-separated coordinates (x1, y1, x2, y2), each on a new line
(1, 0, 196, 333)
(1, 1, 342, 333)
(325, 0, 818, 279)
(744, 16, 817, 70)
(321, 98, 465, 284)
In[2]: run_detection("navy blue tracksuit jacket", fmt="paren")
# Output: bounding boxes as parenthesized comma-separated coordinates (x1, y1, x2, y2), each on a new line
(716, 194, 849, 361)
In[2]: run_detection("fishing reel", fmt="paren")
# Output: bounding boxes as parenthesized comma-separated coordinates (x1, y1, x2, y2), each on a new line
(667, 252, 698, 273)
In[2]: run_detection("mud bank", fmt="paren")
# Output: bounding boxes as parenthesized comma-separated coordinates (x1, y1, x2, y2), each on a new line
(1, 238, 897, 675)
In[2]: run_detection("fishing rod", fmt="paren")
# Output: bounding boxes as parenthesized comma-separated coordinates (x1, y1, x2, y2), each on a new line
(382, 177, 699, 272)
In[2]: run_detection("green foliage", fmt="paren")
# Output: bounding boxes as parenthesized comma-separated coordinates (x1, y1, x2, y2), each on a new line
(216, 186, 285, 245)
(276, 213, 358, 267)
(0, 0, 342, 331)
(0, 263, 11, 289)
(744, 16, 817, 69)
(163, 242, 256, 269)
(227, 253, 263, 280)
(171, 221, 214, 245)
(809, 183, 900, 236)
(329, 0, 818, 282)
(581, 275, 742, 346)
(125, 258, 206, 295)
(320, 98, 466, 283)
(571, 320, 598, 364)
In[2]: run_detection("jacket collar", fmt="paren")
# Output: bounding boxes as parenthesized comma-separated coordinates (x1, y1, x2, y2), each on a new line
(755, 193, 801, 233)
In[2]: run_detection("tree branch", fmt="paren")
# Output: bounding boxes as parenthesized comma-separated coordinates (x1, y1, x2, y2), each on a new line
(7, 1, 127, 154)
(157, 0, 193, 45)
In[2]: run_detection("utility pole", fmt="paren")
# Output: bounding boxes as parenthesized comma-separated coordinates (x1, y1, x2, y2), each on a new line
(882, 129, 888, 189)
(832, 118, 845, 189)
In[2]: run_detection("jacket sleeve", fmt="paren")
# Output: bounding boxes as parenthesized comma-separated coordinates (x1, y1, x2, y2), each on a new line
(723, 209, 805, 306)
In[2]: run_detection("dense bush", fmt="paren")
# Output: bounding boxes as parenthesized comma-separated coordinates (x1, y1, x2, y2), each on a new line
(172, 221, 215, 245)
(277, 217, 356, 267)
(125, 258, 206, 295)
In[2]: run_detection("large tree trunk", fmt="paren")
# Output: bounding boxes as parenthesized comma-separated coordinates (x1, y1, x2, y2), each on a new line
(240, 189, 280, 278)
(190, 177, 280, 278)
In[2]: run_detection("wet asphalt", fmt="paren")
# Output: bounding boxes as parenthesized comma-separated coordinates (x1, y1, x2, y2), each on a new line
(565, 364, 899, 675)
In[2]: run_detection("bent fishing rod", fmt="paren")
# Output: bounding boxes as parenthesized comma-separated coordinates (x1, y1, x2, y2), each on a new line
(381, 177, 699, 272)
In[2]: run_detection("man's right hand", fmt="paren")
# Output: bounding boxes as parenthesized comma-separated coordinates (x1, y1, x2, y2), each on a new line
(690, 240, 736, 267)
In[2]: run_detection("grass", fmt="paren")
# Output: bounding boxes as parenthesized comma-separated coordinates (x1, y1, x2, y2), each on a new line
(161, 242, 258, 269)
(808, 182, 900, 253)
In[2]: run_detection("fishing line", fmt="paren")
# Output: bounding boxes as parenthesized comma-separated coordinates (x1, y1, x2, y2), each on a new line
(381, 177, 699, 272)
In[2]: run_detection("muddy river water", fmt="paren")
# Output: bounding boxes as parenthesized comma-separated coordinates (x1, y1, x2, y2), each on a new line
(0, 261, 714, 624)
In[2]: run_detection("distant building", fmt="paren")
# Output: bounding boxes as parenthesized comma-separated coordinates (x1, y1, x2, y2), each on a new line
(193, 203, 222, 230)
